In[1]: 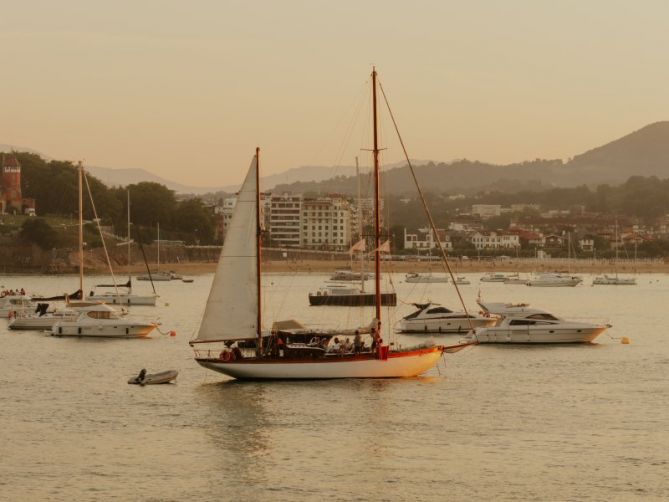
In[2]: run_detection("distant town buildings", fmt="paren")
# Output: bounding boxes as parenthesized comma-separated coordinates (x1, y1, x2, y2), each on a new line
(470, 231, 520, 250)
(403, 227, 452, 251)
(471, 204, 501, 219)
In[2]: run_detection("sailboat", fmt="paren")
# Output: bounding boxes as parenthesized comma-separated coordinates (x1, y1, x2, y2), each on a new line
(88, 190, 159, 305)
(51, 163, 157, 338)
(190, 70, 453, 379)
(593, 221, 636, 286)
(137, 223, 182, 281)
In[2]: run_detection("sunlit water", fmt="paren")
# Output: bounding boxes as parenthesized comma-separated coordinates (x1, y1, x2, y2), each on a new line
(1, 272, 668, 501)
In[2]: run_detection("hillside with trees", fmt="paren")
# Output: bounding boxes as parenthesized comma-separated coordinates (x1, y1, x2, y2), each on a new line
(13, 152, 217, 246)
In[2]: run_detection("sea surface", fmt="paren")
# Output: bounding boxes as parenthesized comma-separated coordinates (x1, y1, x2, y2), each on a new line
(1, 272, 668, 501)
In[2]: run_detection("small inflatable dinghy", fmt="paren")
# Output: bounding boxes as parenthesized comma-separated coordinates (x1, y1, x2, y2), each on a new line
(128, 369, 178, 385)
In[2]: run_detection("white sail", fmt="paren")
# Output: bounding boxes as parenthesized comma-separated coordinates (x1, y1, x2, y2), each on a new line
(195, 156, 258, 342)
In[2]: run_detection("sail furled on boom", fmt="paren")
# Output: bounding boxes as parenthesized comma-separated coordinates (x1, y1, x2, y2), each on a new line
(194, 156, 259, 342)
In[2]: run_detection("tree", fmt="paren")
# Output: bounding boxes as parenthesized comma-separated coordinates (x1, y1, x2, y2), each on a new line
(173, 198, 215, 244)
(19, 218, 60, 250)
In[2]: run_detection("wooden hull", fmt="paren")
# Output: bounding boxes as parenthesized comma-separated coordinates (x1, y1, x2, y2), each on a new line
(195, 346, 443, 380)
(308, 293, 396, 307)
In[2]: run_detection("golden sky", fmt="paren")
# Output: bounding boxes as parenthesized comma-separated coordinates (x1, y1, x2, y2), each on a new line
(2, 0, 668, 187)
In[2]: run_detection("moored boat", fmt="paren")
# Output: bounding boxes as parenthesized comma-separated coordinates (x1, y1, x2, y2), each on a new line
(398, 303, 496, 334)
(467, 309, 610, 344)
(191, 70, 459, 380)
(405, 272, 449, 283)
(51, 304, 156, 338)
(526, 273, 582, 287)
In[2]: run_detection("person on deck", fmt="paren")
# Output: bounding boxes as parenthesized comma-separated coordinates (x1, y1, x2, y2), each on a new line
(330, 337, 341, 353)
(354, 333, 363, 353)
(342, 338, 353, 353)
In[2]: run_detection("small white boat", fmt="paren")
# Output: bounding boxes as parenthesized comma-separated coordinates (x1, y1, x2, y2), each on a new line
(330, 269, 369, 281)
(480, 272, 517, 283)
(0, 295, 33, 319)
(526, 273, 582, 287)
(405, 272, 449, 283)
(128, 369, 178, 385)
(592, 274, 636, 286)
(467, 309, 610, 344)
(398, 303, 496, 334)
(454, 276, 470, 285)
(51, 304, 156, 338)
(137, 270, 181, 281)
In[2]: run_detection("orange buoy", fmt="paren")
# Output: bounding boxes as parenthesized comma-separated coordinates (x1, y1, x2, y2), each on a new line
(169, 330, 176, 337)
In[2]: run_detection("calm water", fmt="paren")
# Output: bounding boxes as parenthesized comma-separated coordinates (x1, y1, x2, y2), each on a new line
(1, 272, 668, 501)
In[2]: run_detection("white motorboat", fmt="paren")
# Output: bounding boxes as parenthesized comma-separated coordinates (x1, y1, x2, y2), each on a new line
(405, 272, 449, 283)
(8, 303, 80, 330)
(467, 309, 610, 344)
(454, 276, 470, 285)
(526, 273, 582, 287)
(592, 274, 636, 286)
(0, 295, 34, 319)
(481, 272, 517, 283)
(398, 303, 496, 334)
(51, 304, 156, 338)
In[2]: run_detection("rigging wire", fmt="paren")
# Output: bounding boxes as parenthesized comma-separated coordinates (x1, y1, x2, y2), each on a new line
(83, 171, 119, 295)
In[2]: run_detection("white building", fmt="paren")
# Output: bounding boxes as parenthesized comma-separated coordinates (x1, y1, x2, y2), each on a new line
(404, 227, 452, 251)
(301, 197, 351, 250)
(470, 231, 520, 250)
(269, 194, 302, 247)
(578, 238, 594, 252)
(471, 204, 502, 219)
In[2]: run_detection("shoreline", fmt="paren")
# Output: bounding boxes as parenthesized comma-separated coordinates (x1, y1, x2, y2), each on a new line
(1, 259, 667, 276)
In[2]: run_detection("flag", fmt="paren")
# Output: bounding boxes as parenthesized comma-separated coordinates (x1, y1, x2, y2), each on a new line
(349, 239, 366, 254)
(369, 240, 391, 255)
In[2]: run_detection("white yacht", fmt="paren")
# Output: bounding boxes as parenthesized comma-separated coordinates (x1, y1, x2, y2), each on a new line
(51, 304, 156, 338)
(405, 272, 449, 283)
(0, 295, 34, 319)
(467, 309, 610, 344)
(526, 273, 582, 287)
(481, 272, 517, 283)
(398, 303, 496, 334)
(592, 274, 636, 286)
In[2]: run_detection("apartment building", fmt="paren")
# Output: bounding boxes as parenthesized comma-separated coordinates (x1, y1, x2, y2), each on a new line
(301, 196, 351, 250)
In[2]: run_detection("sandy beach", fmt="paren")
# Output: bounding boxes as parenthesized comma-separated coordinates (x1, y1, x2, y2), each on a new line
(81, 258, 669, 276)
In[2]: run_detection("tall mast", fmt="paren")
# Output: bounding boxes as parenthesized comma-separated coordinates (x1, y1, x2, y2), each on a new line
(371, 68, 381, 326)
(356, 156, 364, 293)
(127, 189, 131, 284)
(255, 147, 263, 352)
(78, 161, 84, 294)
(157, 222, 160, 269)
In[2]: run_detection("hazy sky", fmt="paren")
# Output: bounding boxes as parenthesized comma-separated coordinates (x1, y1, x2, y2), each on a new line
(2, 0, 669, 187)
